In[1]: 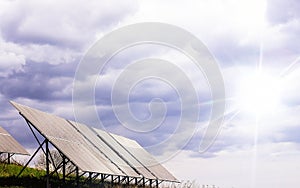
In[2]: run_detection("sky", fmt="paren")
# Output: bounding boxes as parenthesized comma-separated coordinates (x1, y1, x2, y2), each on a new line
(0, 0, 300, 187)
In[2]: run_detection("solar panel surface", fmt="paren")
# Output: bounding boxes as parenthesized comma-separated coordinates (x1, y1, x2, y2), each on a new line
(69, 120, 140, 177)
(0, 126, 29, 155)
(93, 127, 157, 180)
(10, 101, 124, 176)
(111, 133, 177, 181)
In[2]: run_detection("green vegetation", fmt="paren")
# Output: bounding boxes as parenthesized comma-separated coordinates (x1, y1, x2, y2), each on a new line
(0, 163, 46, 178)
(0, 163, 147, 188)
(0, 163, 47, 188)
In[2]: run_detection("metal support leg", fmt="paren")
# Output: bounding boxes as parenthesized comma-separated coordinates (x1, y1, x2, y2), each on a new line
(101, 174, 104, 184)
(18, 115, 85, 187)
(156, 179, 159, 188)
(86, 172, 92, 185)
(7, 153, 10, 164)
(17, 139, 46, 177)
(111, 175, 114, 187)
(62, 155, 66, 183)
(76, 166, 79, 187)
(46, 140, 50, 188)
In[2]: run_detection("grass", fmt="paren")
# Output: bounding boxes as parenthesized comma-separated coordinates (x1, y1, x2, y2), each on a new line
(0, 163, 148, 188)
(0, 163, 47, 187)
(0, 163, 46, 178)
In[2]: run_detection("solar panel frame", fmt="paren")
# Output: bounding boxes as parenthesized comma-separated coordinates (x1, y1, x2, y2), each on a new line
(0, 126, 29, 155)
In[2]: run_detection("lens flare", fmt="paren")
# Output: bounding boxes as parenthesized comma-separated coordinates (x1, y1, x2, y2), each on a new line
(237, 72, 282, 117)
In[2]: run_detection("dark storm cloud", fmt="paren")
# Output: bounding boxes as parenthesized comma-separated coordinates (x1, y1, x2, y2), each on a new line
(0, 61, 76, 101)
(0, 0, 138, 49)
(90, 66, 213, 154)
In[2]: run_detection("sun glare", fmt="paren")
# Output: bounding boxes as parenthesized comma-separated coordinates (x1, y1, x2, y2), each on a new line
(230, 0, 267, 34)
(236, 72, 282, 117)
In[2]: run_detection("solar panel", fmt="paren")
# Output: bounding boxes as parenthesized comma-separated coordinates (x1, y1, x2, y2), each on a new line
(10, 101, 124, 176)
(111, 133, 178, 182)
(68, 121, 140, 177)
(10, 101, 177, 183)
(92, 128, 157, 180)
(49, 137, 115, 173)
(0, 126, 29, 155)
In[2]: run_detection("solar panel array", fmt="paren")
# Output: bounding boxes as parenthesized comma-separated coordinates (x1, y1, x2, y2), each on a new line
(0, 126, 29, 155)
(10, 101, 177, 182)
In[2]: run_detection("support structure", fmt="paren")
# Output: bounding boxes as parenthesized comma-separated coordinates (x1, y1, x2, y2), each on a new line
(0, 153, 14, 164)
(17, 118, 88, 187)
(10, 101, 180, 187)
(17, 114, 160, 187)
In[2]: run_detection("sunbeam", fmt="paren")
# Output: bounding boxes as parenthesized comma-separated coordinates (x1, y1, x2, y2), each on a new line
(280, 56, 300, 77)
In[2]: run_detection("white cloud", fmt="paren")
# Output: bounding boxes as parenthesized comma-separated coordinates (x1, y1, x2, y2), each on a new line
(0, 51, 25, 76)
(0, 0, 138, 66)
(0, 0, 138, 48)
(1, 40, 80, 65)
(127, 0, 267, 53)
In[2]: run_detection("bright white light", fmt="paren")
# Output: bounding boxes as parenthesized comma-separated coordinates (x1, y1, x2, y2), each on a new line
(237, 72, 282, 117)
(230, 0, 267, 32)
